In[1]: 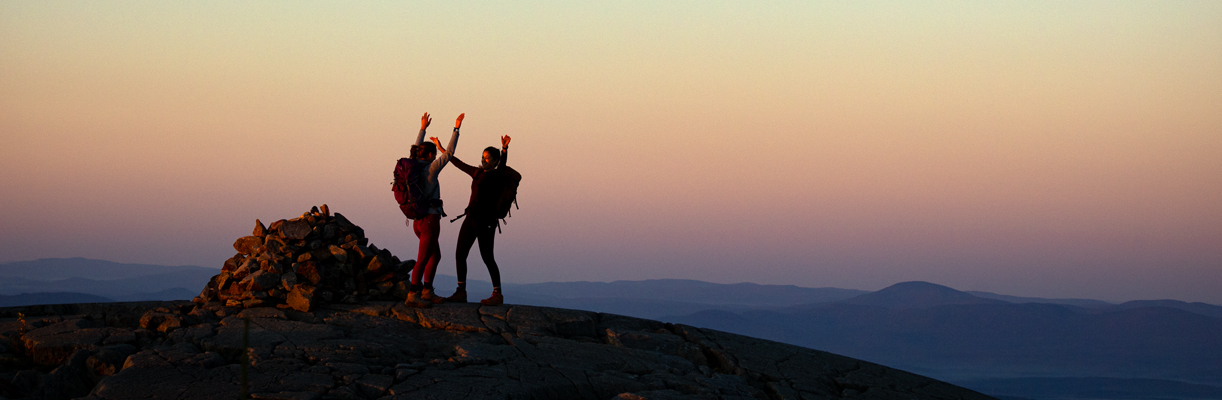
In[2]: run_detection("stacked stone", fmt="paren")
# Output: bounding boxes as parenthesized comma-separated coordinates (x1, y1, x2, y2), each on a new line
(193, 204, 413, 312)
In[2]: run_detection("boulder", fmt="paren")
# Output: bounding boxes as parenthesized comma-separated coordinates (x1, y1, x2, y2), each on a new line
(328, 245, 347, 264)
(87, 344, 138, 376)
(287, 285, 317, 312)
(296, 261, 323, 285)
(138, 311, 178, 331)
(278, 219, 312, 240)
(248, 270, 281, 292)
(281, 272, 298, 291)
(34, 349, 93, 400)
(253, 219, 268, 237)
(366, 254, 391, 275)
(233, 236, 264, 255)
(222, 257, 240, 272)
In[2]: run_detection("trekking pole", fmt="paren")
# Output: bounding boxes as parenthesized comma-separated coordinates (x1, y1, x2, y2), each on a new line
(241, 317, 250, 400)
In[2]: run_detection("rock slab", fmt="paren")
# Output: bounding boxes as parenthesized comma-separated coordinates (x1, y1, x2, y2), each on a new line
(0, 301, 996, 400)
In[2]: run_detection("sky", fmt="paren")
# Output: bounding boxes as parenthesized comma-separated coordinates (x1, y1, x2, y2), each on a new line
(2, 1, 1219, 304)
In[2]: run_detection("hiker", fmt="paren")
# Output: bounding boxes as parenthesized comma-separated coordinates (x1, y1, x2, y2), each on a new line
(398, 112, 461, 308)
(434, 135, 513, 306)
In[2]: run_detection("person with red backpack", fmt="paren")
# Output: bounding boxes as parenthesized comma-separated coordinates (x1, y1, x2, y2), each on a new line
(393, 112, 461, 308)
(433, 135, 519, 306)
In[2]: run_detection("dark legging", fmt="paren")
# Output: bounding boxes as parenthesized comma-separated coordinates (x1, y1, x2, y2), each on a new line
(455, 215, 500, 288)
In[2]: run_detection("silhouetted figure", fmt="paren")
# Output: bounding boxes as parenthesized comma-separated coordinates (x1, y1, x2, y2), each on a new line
(440, 135, 513, 306)
(400, 112, 461, 308)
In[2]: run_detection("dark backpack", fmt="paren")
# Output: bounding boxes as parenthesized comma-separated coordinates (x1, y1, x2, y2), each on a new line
(392, 158, 431, 219)
(449, 166, 521, 225)
(490, 166, 521, 220)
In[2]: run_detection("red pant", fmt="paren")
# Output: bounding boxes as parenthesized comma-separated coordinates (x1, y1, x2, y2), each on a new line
(410, 214, 441, 286)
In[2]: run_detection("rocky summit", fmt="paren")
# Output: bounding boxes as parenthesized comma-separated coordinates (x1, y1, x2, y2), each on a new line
(0, 207, 996, 400)
(0, 301, 994, 400)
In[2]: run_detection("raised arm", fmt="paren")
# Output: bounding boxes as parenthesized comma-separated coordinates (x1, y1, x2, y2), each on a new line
(446, 113, 463, 155)
(498, 135, 511, 168)
(426, 114, 462, 175)
(414, 112, 431, 146)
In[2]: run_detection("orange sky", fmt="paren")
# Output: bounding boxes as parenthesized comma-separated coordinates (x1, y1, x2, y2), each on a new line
(2, 1, 1220, 303)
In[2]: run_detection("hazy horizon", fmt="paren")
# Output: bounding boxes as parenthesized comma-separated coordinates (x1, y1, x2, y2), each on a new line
(2, 256, 1217, 306)
(3, 2, 1220, 304)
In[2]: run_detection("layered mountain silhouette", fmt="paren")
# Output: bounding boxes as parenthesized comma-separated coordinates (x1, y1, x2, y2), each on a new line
(0, 257, 210, 280)
(0, 258, 216, 302)
(665, 281, 1222, 398)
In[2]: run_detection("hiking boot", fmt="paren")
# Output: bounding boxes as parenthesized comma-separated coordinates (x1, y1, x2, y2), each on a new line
(404, 291, 432, 308)
(479, 291, 503, 306)
(445, 288, 467, 303)
(421, 288, 446, 304)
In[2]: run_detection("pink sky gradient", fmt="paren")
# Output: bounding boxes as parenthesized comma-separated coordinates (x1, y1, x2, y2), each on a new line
(2, 2, 1220, 303)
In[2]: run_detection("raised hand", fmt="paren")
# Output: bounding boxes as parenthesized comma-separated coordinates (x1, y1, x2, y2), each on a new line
(455, 113, 465, 129)
(501, 135, 511, 148)
(429, 137, 448, 154)
(420, 113, 432, 131)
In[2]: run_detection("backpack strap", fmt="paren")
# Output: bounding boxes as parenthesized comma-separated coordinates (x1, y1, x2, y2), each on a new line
(410, 161, 445, 216)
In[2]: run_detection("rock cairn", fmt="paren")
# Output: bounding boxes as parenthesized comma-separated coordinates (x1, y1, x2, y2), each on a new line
(193, 205, 414, 311)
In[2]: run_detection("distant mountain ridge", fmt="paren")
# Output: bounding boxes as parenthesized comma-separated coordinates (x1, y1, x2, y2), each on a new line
(1113, 299, 1222, 318)
(0, 258, 218, 305)
(964, 291, 1114, 308)
(508, 279, 867, 306)
(836, 281, 1010, 309)
(0, 257, 211, 280)
(0, 292, 114, 307)
(504, 279, 868, 317)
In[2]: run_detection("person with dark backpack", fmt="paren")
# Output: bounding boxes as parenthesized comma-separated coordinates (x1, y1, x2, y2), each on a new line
(434, 134, 519, 305)
(391, 112, 461, 308)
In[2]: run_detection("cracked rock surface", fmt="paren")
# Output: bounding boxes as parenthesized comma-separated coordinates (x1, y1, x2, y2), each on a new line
(1, 301, 996, 400)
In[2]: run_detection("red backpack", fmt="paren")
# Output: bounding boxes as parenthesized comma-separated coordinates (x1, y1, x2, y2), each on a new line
(392, 158, 431, 219)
